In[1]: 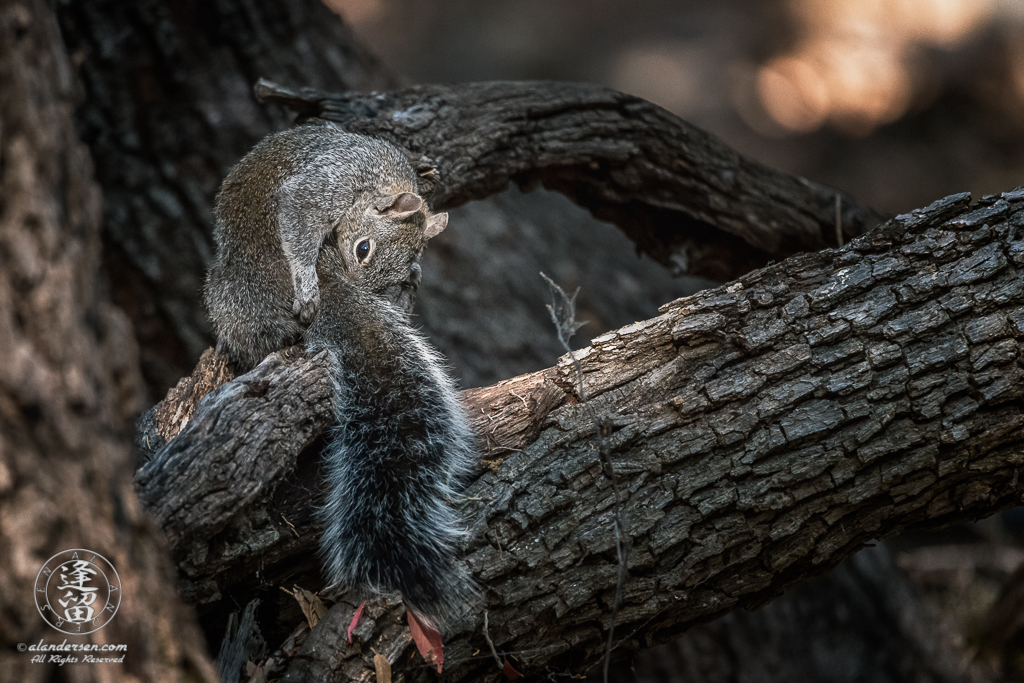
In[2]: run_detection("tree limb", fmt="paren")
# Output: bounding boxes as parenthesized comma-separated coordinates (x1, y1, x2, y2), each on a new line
(255, 79, 890, 281)
(137, 188, 1024, 682)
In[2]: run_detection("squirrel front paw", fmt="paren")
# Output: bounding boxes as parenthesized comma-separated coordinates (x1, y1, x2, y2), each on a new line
(293, 292, 320, 324)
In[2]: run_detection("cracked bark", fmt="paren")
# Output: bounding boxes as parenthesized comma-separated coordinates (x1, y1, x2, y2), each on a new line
(137, 188, 1024, 682)
(255, 79, 889, 283)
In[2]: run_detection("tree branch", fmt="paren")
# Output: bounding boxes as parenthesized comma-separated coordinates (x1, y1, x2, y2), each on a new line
(255, 79, 890, 282)
(137, 188, 1024, 681)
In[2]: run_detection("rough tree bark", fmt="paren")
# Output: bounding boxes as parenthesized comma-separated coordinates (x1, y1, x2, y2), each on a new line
(0, 1, 217, 680)
(137, 188, 1024, 682)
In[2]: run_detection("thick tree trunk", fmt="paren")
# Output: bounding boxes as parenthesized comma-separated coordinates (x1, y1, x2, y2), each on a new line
(137, 188, 1024, 682)
(0, 1, 216, 680)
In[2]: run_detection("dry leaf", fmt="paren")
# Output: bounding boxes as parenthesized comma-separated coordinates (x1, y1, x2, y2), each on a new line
(347, 600, 367, 643)
(372, 649, 392, 683)
(245, 658, 271, 683)
(502, 657, 522, 680)
(406, 609, 445, 673)
(282, 585, 327, 629)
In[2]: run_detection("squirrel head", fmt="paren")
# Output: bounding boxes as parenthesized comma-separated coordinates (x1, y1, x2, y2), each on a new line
(338, 191, 447, 292)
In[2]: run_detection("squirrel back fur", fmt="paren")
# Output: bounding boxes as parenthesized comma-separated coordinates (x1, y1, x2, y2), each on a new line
(205, 123, 420, 371)
(305, 194, 478, 630)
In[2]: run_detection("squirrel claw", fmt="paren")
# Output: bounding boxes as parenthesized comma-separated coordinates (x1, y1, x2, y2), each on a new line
(293, 295, 319, 324)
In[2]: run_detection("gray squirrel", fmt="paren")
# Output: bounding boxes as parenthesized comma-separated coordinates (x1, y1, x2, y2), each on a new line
(308, 211, 478, 630)
(204, 125, 478, 629)
(204, 123, 426, 370)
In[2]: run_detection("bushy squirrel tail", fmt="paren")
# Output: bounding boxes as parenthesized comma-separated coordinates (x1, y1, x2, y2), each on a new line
(316, 321, 479, 631)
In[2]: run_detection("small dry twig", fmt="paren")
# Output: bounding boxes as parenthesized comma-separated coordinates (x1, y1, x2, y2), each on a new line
(540, 272, 587, 400)
(483, 610, 504, 671)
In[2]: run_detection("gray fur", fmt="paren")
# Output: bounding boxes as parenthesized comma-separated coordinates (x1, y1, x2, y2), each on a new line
(307, 206, 478, 631)
(205, 125, 475, 626)
(204, 123, 420, 370)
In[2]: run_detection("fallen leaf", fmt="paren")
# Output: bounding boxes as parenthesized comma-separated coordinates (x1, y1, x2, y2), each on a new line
(372, 648, 392, 683)
(281, 586, 327, 628)
(245, 658, 271, 683)
(502, 657, 522, 680)
(347, 600, 367, 643)
(406, 609, 445, 673)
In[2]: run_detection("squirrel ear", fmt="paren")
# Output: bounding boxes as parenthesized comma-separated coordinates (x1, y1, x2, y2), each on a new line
(424, 212, 448, 238)
(374, 192, 423, 216)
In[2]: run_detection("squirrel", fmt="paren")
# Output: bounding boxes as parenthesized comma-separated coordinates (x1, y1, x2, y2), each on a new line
(307, 200, 478, 631)
(204, 123, 425, 371)
(204, 124, 478, 630)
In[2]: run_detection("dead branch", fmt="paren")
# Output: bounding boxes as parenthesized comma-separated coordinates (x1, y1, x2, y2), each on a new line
(254, 79, 890, 282)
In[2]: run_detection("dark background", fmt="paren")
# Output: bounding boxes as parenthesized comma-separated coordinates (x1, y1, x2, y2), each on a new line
(336, 0, 1024, 216)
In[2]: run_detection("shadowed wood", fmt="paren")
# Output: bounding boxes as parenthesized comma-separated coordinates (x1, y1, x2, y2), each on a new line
(137, 188, 1024, 682)
(0, 1, 218, 679)
(255, 79, 890, 282)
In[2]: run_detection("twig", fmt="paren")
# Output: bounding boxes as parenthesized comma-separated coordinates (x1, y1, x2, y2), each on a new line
(483, 610, 504, 670)
(539, 272, 587, 401)
(509, 389, 530, 409)
(539, 273, 626, 683)
(280, 514, 300, 538)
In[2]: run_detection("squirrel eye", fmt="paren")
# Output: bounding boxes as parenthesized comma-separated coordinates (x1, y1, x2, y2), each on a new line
(355, 239, 373, 263)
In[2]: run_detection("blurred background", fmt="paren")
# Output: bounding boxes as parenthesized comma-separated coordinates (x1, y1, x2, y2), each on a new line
(321, 2, 1024, 680)
(330, 0, 1024, 215)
